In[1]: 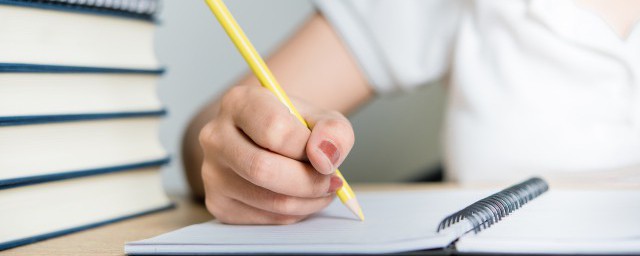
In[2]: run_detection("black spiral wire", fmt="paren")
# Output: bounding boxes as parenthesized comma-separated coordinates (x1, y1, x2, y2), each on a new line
(437, 177, 549, 234)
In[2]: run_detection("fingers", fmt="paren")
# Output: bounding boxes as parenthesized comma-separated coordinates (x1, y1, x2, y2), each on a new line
(199, 85, 355, 224)
(221, 85, 356, 177)
(200, 119, 335, 198)
(202, 164, 334, 224)
(226, 85, 310, 161)
(218, 167, 336, 216)
(205, 194, 306, 225)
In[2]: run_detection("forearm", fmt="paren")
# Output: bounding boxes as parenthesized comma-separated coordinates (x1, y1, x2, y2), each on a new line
(182, 13, 373, 199)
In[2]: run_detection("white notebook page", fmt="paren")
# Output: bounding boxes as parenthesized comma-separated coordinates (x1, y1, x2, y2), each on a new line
(456, 189, 640, 254)
(126, 189, 494, 254)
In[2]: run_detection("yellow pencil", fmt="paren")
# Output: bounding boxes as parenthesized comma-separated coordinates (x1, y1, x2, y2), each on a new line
(204, 0, 364, 221)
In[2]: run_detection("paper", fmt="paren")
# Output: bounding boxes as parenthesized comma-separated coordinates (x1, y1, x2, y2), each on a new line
(126, 187, 640, 255)
(456, 189, 640, 254)
(126, 189, 493, 254)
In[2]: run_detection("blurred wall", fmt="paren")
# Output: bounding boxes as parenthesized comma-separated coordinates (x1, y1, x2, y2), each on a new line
(156, 0, 445, 194)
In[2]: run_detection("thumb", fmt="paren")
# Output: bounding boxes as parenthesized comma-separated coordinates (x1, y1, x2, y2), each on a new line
(299, 107, 355, 175)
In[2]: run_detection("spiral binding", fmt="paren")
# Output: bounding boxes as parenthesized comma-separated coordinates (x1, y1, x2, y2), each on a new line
(437, 177, 549, 234)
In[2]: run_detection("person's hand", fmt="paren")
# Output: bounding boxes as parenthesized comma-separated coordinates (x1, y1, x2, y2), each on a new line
(199, 85, 355, 224)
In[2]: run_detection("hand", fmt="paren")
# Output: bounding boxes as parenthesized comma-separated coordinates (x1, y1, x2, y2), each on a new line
(198, 85, 355, 224)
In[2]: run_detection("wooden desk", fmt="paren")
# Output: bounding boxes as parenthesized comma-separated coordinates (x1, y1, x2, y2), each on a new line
(3, 183, 453, 256)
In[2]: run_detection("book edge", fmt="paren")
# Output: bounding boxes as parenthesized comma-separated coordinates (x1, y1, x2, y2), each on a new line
(0, 63, 165, 74)
(0, 110, 167, 126)
(0, 157, 171, 190)
(0, 203, 175, 251)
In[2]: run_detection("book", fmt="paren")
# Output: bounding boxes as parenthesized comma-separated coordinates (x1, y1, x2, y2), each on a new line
(0, 1, 160, 69)
(0, 0, 171, 251)
(125, 178, 640, 255)
(0, 166, 172, 250)
(0, 64, 163, 117)
(0, 113, 168, 188)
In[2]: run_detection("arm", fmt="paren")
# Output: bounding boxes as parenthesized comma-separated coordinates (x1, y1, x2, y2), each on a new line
(181, 13, 372, 218)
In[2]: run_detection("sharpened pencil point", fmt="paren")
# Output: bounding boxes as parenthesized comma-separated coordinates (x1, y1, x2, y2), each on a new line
(345, 198, 365, 221)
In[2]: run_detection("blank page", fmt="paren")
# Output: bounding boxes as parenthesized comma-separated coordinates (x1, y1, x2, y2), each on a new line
(126, 189, 493, 254)
(456, 190, 640, 254)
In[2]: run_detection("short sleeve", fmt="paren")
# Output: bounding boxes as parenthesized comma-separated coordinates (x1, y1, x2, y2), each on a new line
(313, 0, 463, 94)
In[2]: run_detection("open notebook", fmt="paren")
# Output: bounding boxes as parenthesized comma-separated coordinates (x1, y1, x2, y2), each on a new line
(126, 178, 640, 255)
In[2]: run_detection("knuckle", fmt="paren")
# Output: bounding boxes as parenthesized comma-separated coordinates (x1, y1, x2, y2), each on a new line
(198, 121, 219, 149)
(223, 86, 246, 104)
(220, 86, 248, 114)
(271, 195, 297, 215)
(262, 113, 290, 149)
(247, 151, 275, 185)
(325, 116, 355, 145)
(324, 116, 352, 133)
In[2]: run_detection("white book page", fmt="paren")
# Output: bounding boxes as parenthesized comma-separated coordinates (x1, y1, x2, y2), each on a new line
(0, 73, 161, 117)
(0, 118, 167, 180)
(456, 190, 640, 254)
(0, 168, 171, 244)
(126, 189, 495, 254)
(0, 5, 159, 69)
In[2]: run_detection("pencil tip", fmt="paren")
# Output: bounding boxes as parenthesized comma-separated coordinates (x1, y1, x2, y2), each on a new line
(357, 208, 365, 221)
(345, 199, 365, 221)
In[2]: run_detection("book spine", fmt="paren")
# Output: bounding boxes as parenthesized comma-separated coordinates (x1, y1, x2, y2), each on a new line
(437, 177, 549, 234)
(0, 157, 170, 189)
(0, 63, 164, 74)
(0, 110, 166, 126)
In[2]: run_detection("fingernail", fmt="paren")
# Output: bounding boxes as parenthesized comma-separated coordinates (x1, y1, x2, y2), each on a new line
(328, 175, 343, 193)
(319, 140, 340, 166)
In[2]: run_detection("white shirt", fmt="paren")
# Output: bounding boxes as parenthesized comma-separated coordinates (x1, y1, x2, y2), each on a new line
(314, 0, 640, 183)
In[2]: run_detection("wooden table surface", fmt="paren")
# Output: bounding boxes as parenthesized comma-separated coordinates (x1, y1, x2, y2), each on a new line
(3, 183, 457, 255)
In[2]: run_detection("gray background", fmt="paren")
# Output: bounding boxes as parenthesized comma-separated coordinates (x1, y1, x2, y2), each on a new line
(156, 0, 446, 194)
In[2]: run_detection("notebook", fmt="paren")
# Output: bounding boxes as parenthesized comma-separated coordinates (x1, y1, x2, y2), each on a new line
(454, 189, 640, 254)
(126, 178, 640, 255)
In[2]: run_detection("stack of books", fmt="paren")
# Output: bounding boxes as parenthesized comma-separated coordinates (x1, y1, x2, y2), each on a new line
(0, 0, 172, 250)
